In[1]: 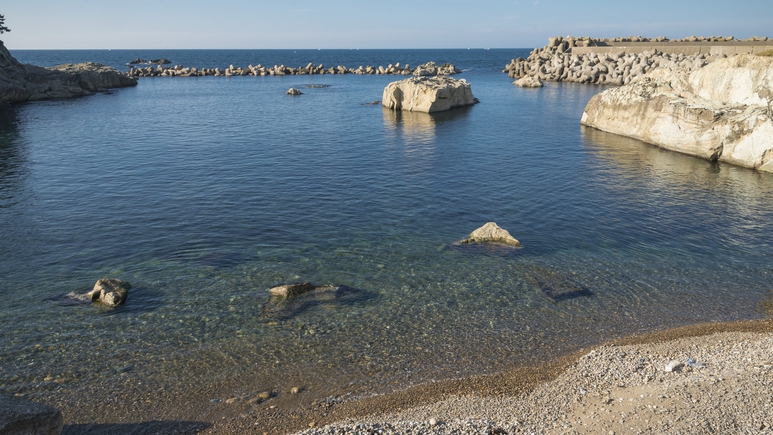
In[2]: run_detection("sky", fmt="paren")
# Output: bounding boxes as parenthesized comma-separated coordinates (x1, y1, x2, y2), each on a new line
(2, 0, 773, 49)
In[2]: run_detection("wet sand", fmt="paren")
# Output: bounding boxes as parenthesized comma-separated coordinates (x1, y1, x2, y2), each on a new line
(25, 317, 768, 434)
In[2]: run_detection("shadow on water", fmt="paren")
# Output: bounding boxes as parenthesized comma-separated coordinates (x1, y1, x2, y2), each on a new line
(0, 106, 27, 209)
(261, 285, 376, 321)
(523, 265, 594, 302)
(63, 420, 210, 435)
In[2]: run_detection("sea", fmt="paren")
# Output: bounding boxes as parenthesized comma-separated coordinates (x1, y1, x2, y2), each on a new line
(1, 48, 772, 416)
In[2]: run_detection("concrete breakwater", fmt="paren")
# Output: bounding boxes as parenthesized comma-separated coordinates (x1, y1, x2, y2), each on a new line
(504, 35, 773, 86)
(127, 61, 460, 78)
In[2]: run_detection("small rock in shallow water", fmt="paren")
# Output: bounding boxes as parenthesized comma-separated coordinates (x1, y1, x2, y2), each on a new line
(286, 88, 303, 95)
(460, 222, 521, 247)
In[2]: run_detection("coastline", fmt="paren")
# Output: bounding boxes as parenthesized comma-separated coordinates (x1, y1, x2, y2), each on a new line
(46, 317, 772, 434)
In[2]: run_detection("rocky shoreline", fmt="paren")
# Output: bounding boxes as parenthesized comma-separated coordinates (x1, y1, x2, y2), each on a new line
(1, 41, 137, 104)
(127, 61, 460, 78)
(504, 35, 773, 86)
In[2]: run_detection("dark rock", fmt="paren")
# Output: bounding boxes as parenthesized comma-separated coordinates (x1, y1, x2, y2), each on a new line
(1, 40, 137, 104)
(128, 58, 147, 64)
(0, 395, 63, 435)
(149, 59, 171, 64)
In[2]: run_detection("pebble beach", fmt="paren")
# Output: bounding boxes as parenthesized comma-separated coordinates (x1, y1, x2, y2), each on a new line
(282, 321, 773, 435)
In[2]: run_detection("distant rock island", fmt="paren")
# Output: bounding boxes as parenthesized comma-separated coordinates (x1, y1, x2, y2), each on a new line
(0, 40, 137, 104)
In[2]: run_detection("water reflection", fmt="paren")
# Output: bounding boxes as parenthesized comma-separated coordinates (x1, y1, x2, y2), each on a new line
(582, 125, 773, 199)
(0, 107, 27, 209)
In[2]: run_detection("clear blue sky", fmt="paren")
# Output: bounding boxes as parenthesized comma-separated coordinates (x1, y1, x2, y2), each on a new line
(2, 0, 772, 49)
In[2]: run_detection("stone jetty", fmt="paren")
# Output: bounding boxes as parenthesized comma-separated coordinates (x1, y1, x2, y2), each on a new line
(127, 61, 459, 78)
(504, 35, 773, 86)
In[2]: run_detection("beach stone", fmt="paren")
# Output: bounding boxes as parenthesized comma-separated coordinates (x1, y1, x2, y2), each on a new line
(89, 278, 131, 306)
(286, 88, 303, 95)
(269, 282, 316, 298)
(0, 395, 63, 435)
(382, 76, 478, 113)
(460, 222, 521, 247)
(290, 387, 300, 394)
(665, 360, 684, 372)
(514, 76, 544, 88)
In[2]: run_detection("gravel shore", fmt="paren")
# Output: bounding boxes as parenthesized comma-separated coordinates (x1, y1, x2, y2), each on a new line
(292, 329, 773, 435)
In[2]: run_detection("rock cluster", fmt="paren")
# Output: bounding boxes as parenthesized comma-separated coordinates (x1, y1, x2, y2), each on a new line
(581, 55, 773, 172)
(1, 40, 137, 104)
(382, 76, 478, 113)
(127, 61, 459, 78)
(503, 36, 734, 86)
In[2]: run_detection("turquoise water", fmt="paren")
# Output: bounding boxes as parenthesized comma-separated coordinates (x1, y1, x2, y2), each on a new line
(1, 49, 772, 412)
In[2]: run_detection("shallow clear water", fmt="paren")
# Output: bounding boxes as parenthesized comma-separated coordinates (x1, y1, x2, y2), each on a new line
(2, 49, 772, 408)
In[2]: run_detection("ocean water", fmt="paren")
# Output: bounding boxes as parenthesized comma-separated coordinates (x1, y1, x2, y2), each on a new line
(2, 49, 772, 413)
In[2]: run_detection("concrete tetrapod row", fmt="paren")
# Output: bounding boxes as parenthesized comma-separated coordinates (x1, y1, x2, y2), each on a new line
(127, 61, 460, 78)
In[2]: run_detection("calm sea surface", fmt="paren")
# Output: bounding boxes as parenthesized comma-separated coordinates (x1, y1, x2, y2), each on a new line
(2, 49, 772, 411)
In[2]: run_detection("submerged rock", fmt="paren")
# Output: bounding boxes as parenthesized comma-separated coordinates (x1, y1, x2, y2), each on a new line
(581, 55, 773, 172)
(263, 285, 370, 320)
(1, 40, 137, 104)
(0, 395, 63, 435)
(382, 76, 478, 113)
(460, 222, 521, 247)
(269, 282, 316, 298)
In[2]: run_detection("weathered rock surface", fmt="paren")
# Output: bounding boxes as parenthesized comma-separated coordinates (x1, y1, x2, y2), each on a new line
(0, 395, 63, 435)
(413, 61, 461, 77)
(1, 40, 137, 104)
(460, 222, 521, 247)
(286, 87, 302, 95)
(269, 282, 316, 298)
(382, 76, 478, 113)
(88, 278, 131, 306)
(513, 76, 543, 88)
(581, 55, 773, 172)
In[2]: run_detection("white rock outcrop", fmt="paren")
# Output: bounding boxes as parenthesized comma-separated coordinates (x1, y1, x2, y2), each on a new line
(581, 55, 773, 172)
(382, 76, 478, 113)
(460, 222, 521, 247)
(514, 76, 544, 88)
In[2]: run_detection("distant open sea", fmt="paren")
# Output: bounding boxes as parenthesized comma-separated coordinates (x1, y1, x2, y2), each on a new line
(2, 49, 772, 419)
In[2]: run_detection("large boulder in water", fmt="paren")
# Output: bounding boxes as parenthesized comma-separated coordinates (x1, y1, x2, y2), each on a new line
(382, 76, 478, 113)
(0, 395, 63, 435)
(581, 55, 773, 172)
(0, 40, 137, 104)
(461, 222, 521, 247)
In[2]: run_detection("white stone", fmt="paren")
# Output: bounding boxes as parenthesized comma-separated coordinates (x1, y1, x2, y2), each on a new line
(581, 55, 773, 172)
(664, 360, 683, 372)
(514, 76, 544, 88)
(382, 76, 478, 113)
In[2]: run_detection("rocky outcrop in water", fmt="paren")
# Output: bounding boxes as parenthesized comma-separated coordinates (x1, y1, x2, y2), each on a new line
(581, 55, 773, 172)
(0, 40, 137, 104)
(503, 35, 773, 86)
(382, 76, 478, 113)
(460, 222, 521, 247)
(269, 282, 316, 299)
(88, 278, 131, 306)
(286, 87, 303, 95)
(514, 76, 543, 88)
(127, 61, 459, 78)
(0, 395, 63, 435)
